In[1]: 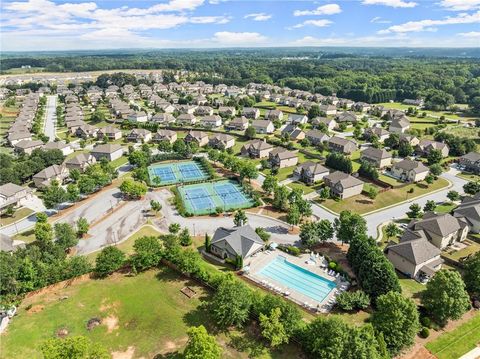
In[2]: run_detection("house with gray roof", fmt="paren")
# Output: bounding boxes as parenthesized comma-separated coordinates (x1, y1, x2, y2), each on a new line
(242, 107, 260, 119)
(185, 130, 209, 147)
(335, 111, 357, 123)
(0, 183, 32, 210)
(240, 139, 274, 158)
(91, 144, 124, 162)
(264, 109, 283, 121)
(454, 193, 480, 233)
(33, 164, 70, 188)
(210, 225, 264, 260)
(251, 120, 274, 134)
(305, 130, 330, 145)
(287, 114, 308, 125)
(323, 171, 364, 199)
(328, 136, 357, 155)
(391, 159, 429, 182)
(226, 116, 249, 131)
(360, 148, 392, 169)
(43, 141, 73, 156)
(64, 153, 96, 172)
(389, 116, 410, 133)
(268, 148, 298, 169)
(459, 152, 480, 174)
(153, 129, 177, 144)
(281, 125, 305, 141)
(415, 139, 449, 158)
(208, 133, 235, 150)
(0, 233, 26, 253)
(294, 161, 329, 184)
(14, 140, 44, 155)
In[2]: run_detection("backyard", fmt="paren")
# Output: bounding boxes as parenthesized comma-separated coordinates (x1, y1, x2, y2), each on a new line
(319, 178, 449, 214)
(0, 268, 303, 359)
(0, 207, 34, 227)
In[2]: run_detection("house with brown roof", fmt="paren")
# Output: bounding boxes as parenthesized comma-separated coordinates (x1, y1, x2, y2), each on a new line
(389, 116, 410, 133)
(209, 133, 235, 150)
(14, 140, 44, 155)
(218, 106, 236, 118)
(319, 104, 337, 115)
(185, 131, 209, 147)
(151, 113, 176, 124)
(453, 193, 480, 233)
(97, 126, 122, 140)
(459, 152, 480, 174)
(152, 129, 177, 144)
(328, 136, 357, 155)
(43, 141, 74, 156)
(364, 127, 390, 142)
(242, 107, 260, 119)
(360, 148, 392, 168)
(127, 129, 152, 143)
(293, 161, 329, 184)
(415, 140, 449, 158)
(7, 131, 32, 146)
(226, 116, 249, 131)
(176, 113, 197, 125)
(399, 134, 420, 147)
(281, 125, 305, 141)
(241, 139, 274, 158)
(91, 144, 124, 162)
(335, 111, 357, 123)
(194, 106, 214, 116)
(268, 148, 298, 169)
(0, 183, 32, 210)
(200, 115, 222, 128)
(312, 117, 337, 131)
(264, 109, 283, 122)
(127, 111, 148, 123)
(33, 164, 70, 188)
(75, 124, 99, 139)
(323, 171, 364, 199)
(391, 159, 429, 182)
(64, 153, 97, 172)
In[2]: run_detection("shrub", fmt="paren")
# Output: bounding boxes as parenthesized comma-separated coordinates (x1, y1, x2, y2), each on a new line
(419, 327, 430, 338)
(336, 290, 370, 311)
(420, 316, 432, 328)
(328, 261, 337, 270)
(278, 245, 300, 256)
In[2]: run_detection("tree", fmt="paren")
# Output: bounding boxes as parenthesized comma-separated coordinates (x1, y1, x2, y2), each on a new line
(406, 203, 422, 219)
(66, 183, 80, 202)
(94, 246, 126, 278)
(372, 291, 420, 356)
(179, 228, 192, 246)
(37, 212, 48, 223)
(336, 290, 370, 311)
(398, 141, 413, 157)
(76, 217, 89, 237)
(34, 221, 53, 245)
(385, 222, 401, 239)
(272, 185, 289, 211)
(301, 316, 349, 359)
(119, 179, 147, 199)
(359, 161, 379, 181)
(245, 126, 256, 139)
(42, 181, 67, 208)
(422, 269, 471, 326)
(308, 104, 321, 119)
(427, 149, 443, 165)
(334, 210, 367, 244)
(128, 150, 150, 167)
(259, 307, 289, 348)
(429, 163, 443, 176)
(262, 174, 278, 195)
(233, 209, 248, 227)
(239, 161, 258, 182)
(446, 190, 460, 202)
(3, 205, 15, 217)
(255, 227, 271, 242)
(463, 252, 480, 296)
(319, 187, 330, 200)
(463, 181, 480, 195)
(169, 223, 181, 234)
(286, 204, 301, 228)
(423, 200, 436, 212)
(211, 276, 252, 328)
(41, 336, 109, 359)
(204, 233, 212, 252)
(150, 200, 162, 215)
(131, 236, 162, 272)
(183, 325, 222, 359)
(54, 222, 78, 250)
(425, 174, 435, 185)
(366, 186, 378, 200)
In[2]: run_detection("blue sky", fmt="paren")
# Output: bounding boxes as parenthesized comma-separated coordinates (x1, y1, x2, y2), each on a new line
(1, 0, 479, 51)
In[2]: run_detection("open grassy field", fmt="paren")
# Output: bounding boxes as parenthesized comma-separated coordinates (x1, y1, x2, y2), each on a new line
(377, 102, 478, 122)
(0, 207, 34, 227)
(0, 268, 303, 359)
(320, 177, 449, 215)
(443, 126, 480, 141)
(425, 312, 480, 359)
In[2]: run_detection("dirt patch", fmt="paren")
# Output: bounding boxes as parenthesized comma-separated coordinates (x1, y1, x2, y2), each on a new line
(111, 346, 135, 359)
(104, 315, 119, 333)
(56, 327, 69, 338)
(100, 299, 120, 312)
(27, 305, 44, 314)
(161, 337, 188, 352)
(398, 344, 436, 359)
(87, 317, 102, 331)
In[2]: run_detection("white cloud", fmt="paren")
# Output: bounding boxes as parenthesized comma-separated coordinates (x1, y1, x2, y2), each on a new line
(379, 11, 480, 33)
(438, 0, 480, 11)
(244, 13, 272, 21)
(458, 31, 480, 37)
(370, 16, 392, 23)
(290, 19, 333, 29)
(362, 0, 417, 8)
(212, 31, 268, 45)
(293, 4, 341, 16)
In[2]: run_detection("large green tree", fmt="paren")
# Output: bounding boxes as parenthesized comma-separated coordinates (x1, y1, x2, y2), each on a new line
(463, 252, 480, 296)
(41, 336, 109, 359)
(183, 325, 222, 359)
(334, 210, 367, 244)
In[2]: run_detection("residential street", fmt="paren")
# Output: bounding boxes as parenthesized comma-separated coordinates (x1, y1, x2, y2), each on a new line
(43, 95, 57, 141)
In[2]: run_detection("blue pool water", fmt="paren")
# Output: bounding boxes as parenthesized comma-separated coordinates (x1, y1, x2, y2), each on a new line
(259, 256, 336, 303)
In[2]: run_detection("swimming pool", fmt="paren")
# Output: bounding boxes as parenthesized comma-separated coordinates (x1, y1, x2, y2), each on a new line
(259, 256, 336, 303)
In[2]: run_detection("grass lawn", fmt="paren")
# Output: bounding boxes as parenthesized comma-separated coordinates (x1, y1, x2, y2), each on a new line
(398, 273, 425, 302)
(456, 172, 480, 182)
(0, 207, 34, 227)
(262, 166, 294, 182)
(442, 239, 480, 262)
(426, 312, 480, 359)
(13, 228, 36, 243)
(320, 177, 449, 215)
(411, 122, 436, 131)
(378, 174, 404, 186)
(443, 126, 480, 141)
(435, 202, 457, 213)
(254, 101, 277, 108)
(0, 268, 303, 359)
(287, 181, 323, 195)
(85, 225, 162, 264)
(110, 155, 128, 169)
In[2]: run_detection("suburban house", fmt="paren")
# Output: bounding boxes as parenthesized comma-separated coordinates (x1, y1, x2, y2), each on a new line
(399, 134, 420, 147)
(75, 124, 99, 139)
(33, 164, 70, 188)
(323, 171, 364, 199)
(287, 114, 308, 125)
(127, 129, 152, 143)
(0, 183, 32, 210)
(319, 104, 337, 115)
(91, 144, 124, 162)
(389, 116, 410, 133)
(453, 193, 480, 233)
(353, 102, 371, 113)
(97, 126, 122, 140)
(294, 161, 329, 184)
(210, 225, 264, 260)
(385, 238, 443, 282)
(64, 153, 97, 172)
(200, 115, 222, 128)
(43, 141, 74, 156)
(305, 130, 330, 145)
(151, 113, 176, 124)
(401, 212, 469, 250)
(415, 140, 449, 158)
(328, 136, 357, 155)
(208, 133, 235, 150)
(335, 111, 357, 123)
(242, 107, 260, 119)
(264, 109, 283, 122)
(281, 125, 305, 141)
(14, 140, 44, 155)
(391, 159, 429, 182)
(127, 111, 148, 123)
(268, 148, 298, 169)
(459, 152, 480, 174)
(251, 120, 274, 134)
(226, 116, 249, 131)
(240, 139, 274, 158)
(218, 106, 236, 117)
(152, 129, 177, 144)
(7, 131, 32, 146)
(177, 113, 197, 125)
(194, 106, 214, 116)
(360, 148, 392, 169)
(312, 117, 337, 131)
(185, 131, 209, 147)
(364, 127, 390, 142)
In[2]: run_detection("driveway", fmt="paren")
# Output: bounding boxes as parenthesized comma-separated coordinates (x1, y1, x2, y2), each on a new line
(43, 95, 57, 141)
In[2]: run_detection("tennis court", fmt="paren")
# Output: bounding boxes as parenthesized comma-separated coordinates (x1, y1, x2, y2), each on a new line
(148, 161, 209, 185)
(178, 180, 255, 215)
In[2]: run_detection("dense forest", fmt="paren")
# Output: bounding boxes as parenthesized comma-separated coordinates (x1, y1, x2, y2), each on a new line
(2, 49, 480, 109)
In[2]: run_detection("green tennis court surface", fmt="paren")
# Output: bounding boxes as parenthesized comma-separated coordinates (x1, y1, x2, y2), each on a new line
(148, 161, 209, 185)
(178, 180, 255, 215)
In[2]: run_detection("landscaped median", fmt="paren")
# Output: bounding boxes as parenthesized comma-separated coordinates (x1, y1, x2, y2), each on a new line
(317, 177, 450, 215)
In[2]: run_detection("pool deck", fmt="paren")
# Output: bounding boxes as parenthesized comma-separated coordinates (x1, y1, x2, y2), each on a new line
(244, 251, 348, 313)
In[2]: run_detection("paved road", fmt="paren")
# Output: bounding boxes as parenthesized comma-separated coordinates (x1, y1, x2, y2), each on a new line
(43, 95, 57, 141)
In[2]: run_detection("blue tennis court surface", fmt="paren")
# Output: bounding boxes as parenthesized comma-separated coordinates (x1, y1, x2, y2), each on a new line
(148, 161, 209, 185)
